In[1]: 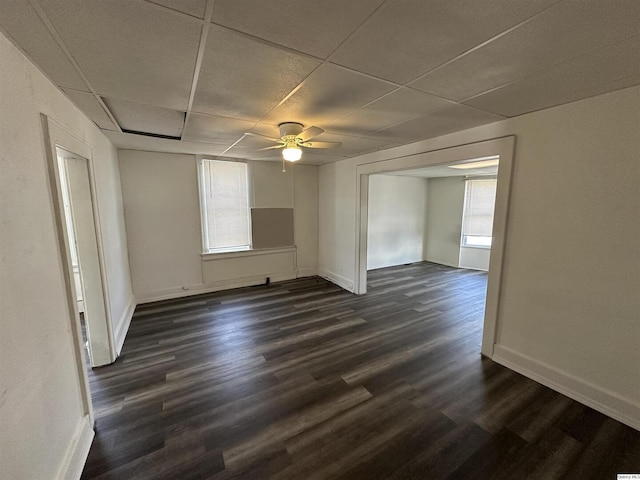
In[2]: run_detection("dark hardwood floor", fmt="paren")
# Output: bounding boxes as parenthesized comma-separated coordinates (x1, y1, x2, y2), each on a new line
(81, 262, 640, 479)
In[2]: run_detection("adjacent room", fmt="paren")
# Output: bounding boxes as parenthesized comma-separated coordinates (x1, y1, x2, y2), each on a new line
(1, 1, 638, 479)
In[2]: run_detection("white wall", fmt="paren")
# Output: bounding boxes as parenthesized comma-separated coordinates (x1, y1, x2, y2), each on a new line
(367, 175, 428, 270)
(426, 176, 492, 271)
(294, 164, 319, 277)
(367, 174, 492, 272)
(0, 31, 133, 480)
(318, 161, 358, 291)
(425, 177, 465, 268)
(119, 151, 319, 302)
(318, 86, 640, 429)
(119, 151, 203, 296)
(459, 246, 491, 271)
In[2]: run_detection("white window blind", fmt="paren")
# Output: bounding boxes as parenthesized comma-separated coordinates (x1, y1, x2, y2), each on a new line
(200, 159, 250, 252)
(462, 178, 497, 248)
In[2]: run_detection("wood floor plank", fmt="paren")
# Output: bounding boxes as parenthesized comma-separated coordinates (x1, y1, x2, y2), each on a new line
(80, 262, 640, 479)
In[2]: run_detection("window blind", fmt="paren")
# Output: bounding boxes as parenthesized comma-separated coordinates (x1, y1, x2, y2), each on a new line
(201, 160, 250, 252)
(462, 178, 497, 247)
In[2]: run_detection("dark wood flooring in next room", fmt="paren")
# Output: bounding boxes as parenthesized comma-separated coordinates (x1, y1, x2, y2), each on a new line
(81, 262, 640, 480)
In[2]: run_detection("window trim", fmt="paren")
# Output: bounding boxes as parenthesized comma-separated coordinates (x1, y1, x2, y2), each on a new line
(460, 176, 497, 250)
(201, 245, 295, 261)
(197, 156, 252, 255)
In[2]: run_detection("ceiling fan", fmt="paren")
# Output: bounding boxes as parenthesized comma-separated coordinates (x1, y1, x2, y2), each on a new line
(245, 122, 341, 163)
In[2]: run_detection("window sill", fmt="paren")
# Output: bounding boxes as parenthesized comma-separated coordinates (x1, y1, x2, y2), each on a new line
(201, 246, 295, 261)
(461, 245, 492, 250)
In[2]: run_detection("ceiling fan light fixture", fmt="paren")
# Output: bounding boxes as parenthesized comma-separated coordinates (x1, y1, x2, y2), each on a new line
(282, 145, 302, 162)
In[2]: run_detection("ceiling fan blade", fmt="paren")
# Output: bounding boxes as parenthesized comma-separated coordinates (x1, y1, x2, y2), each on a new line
(257, 145, 284, 151)
(244, 132, 282, 142)
(302, 141, 342, 149)
(297, 126, 324, 142)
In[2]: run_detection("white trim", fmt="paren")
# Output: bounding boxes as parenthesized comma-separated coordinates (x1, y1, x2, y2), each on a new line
(43, 115, 116, 367)
(196, 156, 209, 255)
(493, 345, 640, 432)
(318, 268, 354, 292)
(460, 244, 492, 250)
(135, 272, 298, 304)
(41, 115, 95, 423)
(197, 157, 252, 252)
(82, 140, 117, 361)
(55, 414, 94, 480)
(114, 294, 136, 355)
(353, 136, 516, 358)
(201, 246, 296, 261)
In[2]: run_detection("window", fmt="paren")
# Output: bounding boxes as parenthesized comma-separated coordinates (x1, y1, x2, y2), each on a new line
(199, 159, 251, 253)
(462, 178, 497, 248)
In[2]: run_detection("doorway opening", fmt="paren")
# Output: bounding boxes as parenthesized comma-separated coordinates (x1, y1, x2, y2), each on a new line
(354, 137, 514, 358)
(365, 156, 500, 354)
(56, 147, 113, 368)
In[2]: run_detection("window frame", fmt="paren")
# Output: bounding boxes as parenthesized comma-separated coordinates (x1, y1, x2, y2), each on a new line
(460, 176, 498, 250)
(197, 157, 252, 254)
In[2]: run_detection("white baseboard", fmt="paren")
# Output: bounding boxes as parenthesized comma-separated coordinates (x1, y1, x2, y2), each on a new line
(318, 268, 354, 292)
(493, 344, 640, 431)
(114, 294, 135, 355)
(56, 414, 94, 480)
(136, 272, 298, 304)
(297, 266, 318, 278)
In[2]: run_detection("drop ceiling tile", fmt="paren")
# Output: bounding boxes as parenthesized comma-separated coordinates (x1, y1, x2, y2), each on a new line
(263, 63, 396, 127)
(464, 36, 640, 117)
(411, 0, 640, 101)
(211, 0, 384, 59)
(0, 0, 87, 90)
(63, 89, 118, 131)
(330, 0, 559, 84)
(300, 154, 350, 166)
(105, 131, 230, 155)
(377, 104, 505, 141)
(327, 88, 454, 136)
(225, 147, 287, 162)
(192, 26, 321, 120)
(182, 113, 256, 143)
(145, 0, 207, 18)
(235, 133, 282, 152)
(302, 132, 399, 157)
(37, 0, 201, 110)
(103, 98, 185, 137)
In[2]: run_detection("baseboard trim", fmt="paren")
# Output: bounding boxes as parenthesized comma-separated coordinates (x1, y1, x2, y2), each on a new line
(114, 294, 135, 355)
(493, 344, 640, 431)
(297, 266, 318, 278)
(136, 272, 298, 304)
(56, 414, 94, 480)
(318, 268, 354, 292)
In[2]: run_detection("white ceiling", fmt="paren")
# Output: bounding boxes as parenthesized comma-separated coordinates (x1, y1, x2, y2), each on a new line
(1, 0, 638, 165)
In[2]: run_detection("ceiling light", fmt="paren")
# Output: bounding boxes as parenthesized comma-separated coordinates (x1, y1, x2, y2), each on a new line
(282, 145, 302, 162)
(449, 158, 499, 169)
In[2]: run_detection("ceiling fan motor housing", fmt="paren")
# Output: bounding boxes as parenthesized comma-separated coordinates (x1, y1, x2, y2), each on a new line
(279, 122, 304, 138)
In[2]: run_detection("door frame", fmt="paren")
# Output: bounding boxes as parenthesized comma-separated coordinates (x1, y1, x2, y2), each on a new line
(354, 136, 516, 358)
(41, 114, 116, 420)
